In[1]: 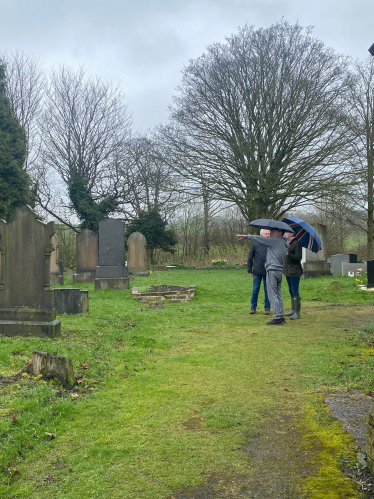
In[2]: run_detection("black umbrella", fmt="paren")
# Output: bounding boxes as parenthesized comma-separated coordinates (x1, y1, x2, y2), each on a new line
(247, 218, 295, 233)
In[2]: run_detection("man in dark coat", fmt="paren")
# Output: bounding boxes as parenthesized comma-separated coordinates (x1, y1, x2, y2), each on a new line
(247, 229, 271, 315)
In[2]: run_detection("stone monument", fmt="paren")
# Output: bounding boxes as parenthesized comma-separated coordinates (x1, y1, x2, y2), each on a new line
(54, 288, 89, 315)
(127, 231, 149, 276)
(331, 254, 359, 275)
(367, 260, 374, 289)
(73, 229, 98, 283)
(95, 219, 129, 291)
(0, 206, 61, 337)
(302, 224, 330, 278)
(50, 234, 63, 285)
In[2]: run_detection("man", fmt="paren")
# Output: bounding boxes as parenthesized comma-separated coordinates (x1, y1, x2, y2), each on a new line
(247, 229, 271, 315)
(237, 229, 289, 326)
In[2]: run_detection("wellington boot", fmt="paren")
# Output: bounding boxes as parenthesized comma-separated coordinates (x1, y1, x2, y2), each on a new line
(284, 296, 296, 316)
(289, 297, 301, 320)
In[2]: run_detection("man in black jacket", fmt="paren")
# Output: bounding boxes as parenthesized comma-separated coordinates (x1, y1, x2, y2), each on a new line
(247, 229, 271, 314)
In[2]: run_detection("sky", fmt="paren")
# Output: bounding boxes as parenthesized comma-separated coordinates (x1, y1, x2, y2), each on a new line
(0, 0, 373, 131)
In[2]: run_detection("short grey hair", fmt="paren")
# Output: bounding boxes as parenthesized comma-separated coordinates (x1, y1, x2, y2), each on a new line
(260, 228, 270, 235)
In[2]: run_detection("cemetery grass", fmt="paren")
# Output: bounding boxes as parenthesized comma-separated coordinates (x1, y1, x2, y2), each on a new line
(0, 272, 374, 498)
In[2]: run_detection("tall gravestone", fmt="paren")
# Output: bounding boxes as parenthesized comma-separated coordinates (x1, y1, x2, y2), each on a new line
(73, 229, 98, 283)
(127, 232, 149, 276)
(0, 206, 61, 337)
(50, 234, 63, 285)
(95, 219, 129, 291)
(301, 224, 330, 277)
(367, 260, 374, 289)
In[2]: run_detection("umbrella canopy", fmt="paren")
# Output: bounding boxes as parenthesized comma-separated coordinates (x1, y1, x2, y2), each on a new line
(247, 218, 295, 233)
(282, 217, 322, 253)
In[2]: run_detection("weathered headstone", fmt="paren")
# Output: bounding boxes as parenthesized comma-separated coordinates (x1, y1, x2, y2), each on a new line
(342, 262, 367, 277)
(127, 232, 149, 276)
(32, 350, 76, 387)
(0, 206, 61, 337)
(367, 260, 374, 289)
(50, 234, 63, 285)
(330, 280, 341, 292)
(95, 219, 129, 291)
(302, 224, 330, 277)
(332, 254, 359, 275)
(54, 288, 89, 314)
(73, 229, 98, 283)
(66, 269, 74, 279)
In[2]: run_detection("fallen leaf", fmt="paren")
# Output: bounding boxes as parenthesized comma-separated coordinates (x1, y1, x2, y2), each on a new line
(25, 359, 32, 365)
(80, 361, 89, 370)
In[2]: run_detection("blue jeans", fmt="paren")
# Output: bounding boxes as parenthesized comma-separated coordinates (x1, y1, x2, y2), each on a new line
(251, 275, 270, 310)
(286, 276, 300, 298)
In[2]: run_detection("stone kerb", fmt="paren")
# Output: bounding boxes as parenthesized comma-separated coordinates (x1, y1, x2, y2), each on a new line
(132, 286, 195, 304)
(74, 229, 98, 283)
(127, 231, 149, 276)
(0, 206, 61, 338)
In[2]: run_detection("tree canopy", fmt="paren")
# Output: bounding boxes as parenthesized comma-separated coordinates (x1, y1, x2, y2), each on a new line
(0, 62, 31, 221)
(162, 20, 352, 222)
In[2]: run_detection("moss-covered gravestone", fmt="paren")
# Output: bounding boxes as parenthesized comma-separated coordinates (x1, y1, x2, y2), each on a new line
(0, 206, 61, 337)
(330, 281, 341, 292)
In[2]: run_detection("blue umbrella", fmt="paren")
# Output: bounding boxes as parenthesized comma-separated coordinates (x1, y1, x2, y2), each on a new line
(282, 217, 322, 253)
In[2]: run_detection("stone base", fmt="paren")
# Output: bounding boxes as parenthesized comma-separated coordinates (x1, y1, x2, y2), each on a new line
(0, 319, 61, 338)
(54, 289, 89, 315)
(73, 271, 96, 283)
(150, 265, 168, 271)
(129, 270, 150, 276)
(50, 274, 63, 285)
(95, 278, 129, 291)
(302, 261, 331, 278)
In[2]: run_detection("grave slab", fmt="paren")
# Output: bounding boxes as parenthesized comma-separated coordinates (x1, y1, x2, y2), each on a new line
(54, 288, 89, 315)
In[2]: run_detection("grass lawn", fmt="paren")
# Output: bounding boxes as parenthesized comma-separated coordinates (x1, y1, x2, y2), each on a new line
(1, 270, 374, 498)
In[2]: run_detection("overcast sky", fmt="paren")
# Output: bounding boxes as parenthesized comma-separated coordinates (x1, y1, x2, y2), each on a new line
(1, 0, 373, 131)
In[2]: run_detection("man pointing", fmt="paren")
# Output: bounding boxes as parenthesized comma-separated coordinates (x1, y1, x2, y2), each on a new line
(237, 229, 289, 325)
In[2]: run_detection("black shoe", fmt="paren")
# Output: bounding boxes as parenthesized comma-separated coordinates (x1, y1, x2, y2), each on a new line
(266, 318, 285, 326)
(250, 308, 256, 314)
(265, 309, 270, 315)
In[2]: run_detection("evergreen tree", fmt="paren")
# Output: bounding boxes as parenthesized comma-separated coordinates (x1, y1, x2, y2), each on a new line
(68, 172, 118, 233)
(126, 210, 177, 264)
(0, 63, 31, 221)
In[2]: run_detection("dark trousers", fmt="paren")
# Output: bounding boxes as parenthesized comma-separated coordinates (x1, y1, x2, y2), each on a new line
(251, 275, 270, 310)
(286, 276, 301, 298)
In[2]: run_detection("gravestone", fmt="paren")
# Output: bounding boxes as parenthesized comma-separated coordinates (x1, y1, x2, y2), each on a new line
(342, 262, 367, 277)
(367, 402, 374, 473)
(302, 224, 331, 277)
(49, 234, 63, 285)
(54, 288, 89, 315)
(66, 269, 74, 279)
(331, 254, 359, 275)
(127, 232, 149, 276)
(0, 206, 61, 337)
(73, 229, 98, 283)
(95, 219, 129, 291)
(367, 260, 374, 289)
(32, 350, 76, 387)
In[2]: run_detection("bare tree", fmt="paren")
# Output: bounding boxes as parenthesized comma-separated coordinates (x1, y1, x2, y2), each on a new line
(162, 20, 353, 222)
(41, 65, 132, 230)
(119, 135, 181, 218)
(346, 57, 374, 259)
(2, 50, 45, 172)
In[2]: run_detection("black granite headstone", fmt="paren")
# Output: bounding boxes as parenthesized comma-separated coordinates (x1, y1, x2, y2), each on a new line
(367, 260, 374, 289)
(348, 254, 358, 263)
